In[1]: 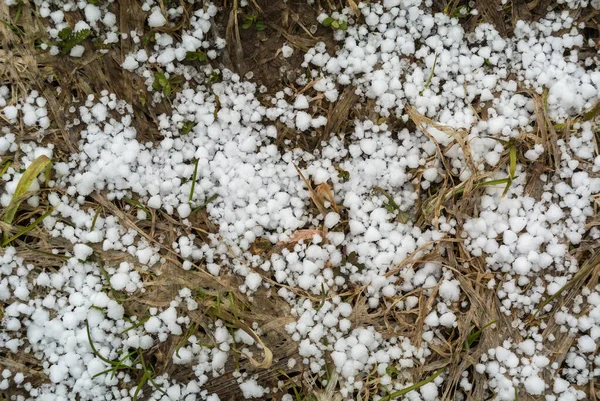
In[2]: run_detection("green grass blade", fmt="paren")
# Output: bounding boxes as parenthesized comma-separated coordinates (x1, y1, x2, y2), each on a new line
(380, 367, 446, 401)
(532, 256, 599, 319)
(4, 155, 51, 225)
(111, 350, 138, 379)
(123, 197, 150, 216)
(86, 320, 119, 366)
(583, 100, 600, 121)
(147, 376, 168, 397)
(92, 367, 117, 379)
(138, 350, 168, 398)
(191, 193, 217, 215)
(464, 320, 496, 349)
(189, 158, 199, 202)
(420, 52, 439, 96)
(478, 177, 512, 187)
(2, 207, 54, 247)
(120, 315, 149, 335)
(133, 372, 149, 401)
(90, 207, 102, 231)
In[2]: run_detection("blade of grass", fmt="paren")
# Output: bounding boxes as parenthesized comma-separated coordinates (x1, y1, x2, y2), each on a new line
(191, 193, 217, 215)
(373, 187, 411, 223)
(2, 207, 54, 247)
(110, 350, 138, 378)
(86, 320, 131, 367)
(531, 253, 600, 319)
(123, 197, 150, 216)
(294, 164, 326, 214)
(479, 177, 513, 187)
(480, 136, 508, 145)
(279, 370, 303, 401)
(14, 1, 23, 24)
(464, 320, 496, 350)
(4, 155, 51, 226)
(501, 143, 518, 197)
(133, 372, 149, 401)
(90, 207, 102, 231)
(120, 315, 150, 335)
(139, 350, 168, 398)
(508, 144, 517, 179)
(379, 367, 446, 401)
(453, 177, 512, 196)
(92, 367, 119, 379)
(91, 350, 138, 379)
(189, 158, 199, 202)
(583, 100, 600, 121)
(419, 53, 439, 96)
(0, 158, 12, 176)
(0, 19, 24, 35)
(175, 323, 198, 358)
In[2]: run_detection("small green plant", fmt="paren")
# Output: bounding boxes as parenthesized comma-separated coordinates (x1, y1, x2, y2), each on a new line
(334, 165, 350, 182)
(479, 137, 518, 196)
(141, 33, 155, 47)
(181, 121, 195, 136)
(3, 155, 51, 226)
(451, 5, 470, 18)
(505, 142, 517, 196)
(86, 320, 167, 401)
(241, 14, 265, 31)
(464, 320, 496, 350)
(152, 72, 185, 97)
(321, 17, 348, 30)
(57, 27, 91, 55)
(175, 322, 199, 358)
(184, 51, 208, 62)
(92, 39, 111, 50)
(373, 187, 411, 224)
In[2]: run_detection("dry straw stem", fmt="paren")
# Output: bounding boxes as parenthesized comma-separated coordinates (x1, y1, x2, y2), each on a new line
(294, 163, 328, 214)
(406, 106, 477, 173)
(529, 89, 561, 171)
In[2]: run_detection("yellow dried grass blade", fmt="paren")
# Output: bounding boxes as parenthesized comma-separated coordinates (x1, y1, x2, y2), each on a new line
(347, 0, 360, 16)
(509, 144, 517, 179)
(293, 164, 326, 214)
(4, 155, 51, 226)
(0, 158, 12, 176)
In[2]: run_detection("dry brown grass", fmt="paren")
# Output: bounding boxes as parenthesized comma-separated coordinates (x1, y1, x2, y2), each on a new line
(2, 0, 600, 400)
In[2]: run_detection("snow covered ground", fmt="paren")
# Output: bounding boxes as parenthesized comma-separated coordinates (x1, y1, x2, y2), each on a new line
(1, 0, 600, 400)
